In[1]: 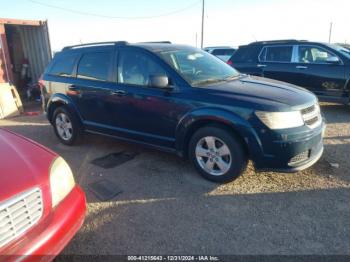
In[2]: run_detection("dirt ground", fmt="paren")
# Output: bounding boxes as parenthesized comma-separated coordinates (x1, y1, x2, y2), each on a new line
(1, 102, 350, 255)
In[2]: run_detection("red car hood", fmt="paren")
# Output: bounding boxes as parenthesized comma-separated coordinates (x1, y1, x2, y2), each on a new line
(0, 129, 56, 202)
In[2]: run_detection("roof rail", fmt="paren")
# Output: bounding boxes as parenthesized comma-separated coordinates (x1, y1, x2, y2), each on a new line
(139, 41, 172, 44)
(204, 46, 234, 49)
(249, 39, 307, 45)
(62, 41, 128, 50)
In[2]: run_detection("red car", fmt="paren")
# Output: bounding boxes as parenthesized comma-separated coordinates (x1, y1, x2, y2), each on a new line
(0, 128, 86, 259)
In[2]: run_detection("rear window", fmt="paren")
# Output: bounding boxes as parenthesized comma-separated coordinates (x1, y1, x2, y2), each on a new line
(260, 46, 293, 62)
(77, 52, 112, 82)
(230, 46, 260, 63)
(212, 49, 235, 56)
(49, 54, 78, 77)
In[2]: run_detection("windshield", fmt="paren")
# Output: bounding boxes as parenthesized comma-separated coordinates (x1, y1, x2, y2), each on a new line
(329, 44, 350, 59)
(157, 48, 240, 86)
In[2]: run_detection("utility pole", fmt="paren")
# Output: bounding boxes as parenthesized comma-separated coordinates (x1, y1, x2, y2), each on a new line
(328, 22, 333, 43)
(201, 0, 205, 49)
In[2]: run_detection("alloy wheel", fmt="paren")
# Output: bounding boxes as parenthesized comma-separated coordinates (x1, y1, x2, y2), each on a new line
(195, 136, 232, 176)
(55, 113, 73, 141)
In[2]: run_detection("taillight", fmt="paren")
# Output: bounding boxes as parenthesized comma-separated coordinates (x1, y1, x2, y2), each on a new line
(227, 60, 233, 66)
(38, 74, 45, 90)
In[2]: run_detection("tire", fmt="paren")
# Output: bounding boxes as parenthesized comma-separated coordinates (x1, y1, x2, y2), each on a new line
(52, 106, 83, 145)
(189, 126, 247, 183)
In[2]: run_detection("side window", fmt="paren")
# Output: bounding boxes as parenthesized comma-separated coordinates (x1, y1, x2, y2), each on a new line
(232, 46, 260, 63)
(261, 46, 293, 62)
(49, 54, 78, 77)
(258, 47, 267, 61)
(77, 52, 112, 81)
(298, 46, 338, 64)
(118, 50, 167, 87)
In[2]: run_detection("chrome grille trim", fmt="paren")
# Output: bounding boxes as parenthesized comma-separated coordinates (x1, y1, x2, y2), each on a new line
(301, 103, 322, 129)
(301, 105, 316, 115)
(0, 188, 43, 248)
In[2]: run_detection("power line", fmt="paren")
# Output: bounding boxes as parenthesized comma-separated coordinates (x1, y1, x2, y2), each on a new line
(200, 0, 205, 48)
(328, 22, 333, 43)
(27, 0, 201, 19)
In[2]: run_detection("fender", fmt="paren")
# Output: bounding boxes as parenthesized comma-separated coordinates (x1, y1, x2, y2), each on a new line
(175, 107, 264, 160)
(46, 93, 83, 124)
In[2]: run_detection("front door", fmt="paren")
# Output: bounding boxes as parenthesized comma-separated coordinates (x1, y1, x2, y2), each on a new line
(108, 47, 190, 148)
(294, 45, 346, 97)
(259, 45, 298, 84)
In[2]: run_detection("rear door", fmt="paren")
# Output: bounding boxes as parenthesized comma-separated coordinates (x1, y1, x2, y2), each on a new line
(228, 45, 262, 75)
(294, 45, 346, 97)
(71, 50, 117, 127)
(44, 52, 80, 105)
(258, 45, 299, 84)
(211, 49, 235, 62)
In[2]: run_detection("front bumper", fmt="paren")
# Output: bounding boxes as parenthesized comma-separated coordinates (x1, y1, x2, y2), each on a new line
(2, 186, 86, 260)
(253, 122, 325, 172)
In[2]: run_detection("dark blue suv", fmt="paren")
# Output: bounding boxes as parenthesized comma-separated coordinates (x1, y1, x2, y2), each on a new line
(228, 40, 350, 104)
(41, 41, 325, 183)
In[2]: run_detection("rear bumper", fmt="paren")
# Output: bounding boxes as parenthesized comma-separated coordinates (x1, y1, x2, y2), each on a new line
(3, 186, 86, 261)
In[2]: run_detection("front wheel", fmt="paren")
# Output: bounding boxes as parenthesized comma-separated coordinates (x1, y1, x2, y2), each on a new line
(189, 126, 247, 183)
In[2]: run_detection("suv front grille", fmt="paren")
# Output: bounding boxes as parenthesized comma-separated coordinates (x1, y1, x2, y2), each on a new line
(301, 105, 316, 115)
(0, 188, 43, 248)
(301, 104, 322, 129)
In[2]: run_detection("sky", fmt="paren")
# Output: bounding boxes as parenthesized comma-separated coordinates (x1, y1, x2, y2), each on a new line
(0, 0, 349, 51)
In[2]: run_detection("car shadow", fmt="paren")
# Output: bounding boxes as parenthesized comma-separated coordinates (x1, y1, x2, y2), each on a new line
(61, 187, 350, 255)
(311, 143, 350, 183)
(320, 103, 350, 124)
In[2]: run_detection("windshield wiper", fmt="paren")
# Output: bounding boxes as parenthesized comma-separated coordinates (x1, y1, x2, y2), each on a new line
(224, 75, 241, 81)
(192, 78, 225, 86)
(193, 74, 242, 86)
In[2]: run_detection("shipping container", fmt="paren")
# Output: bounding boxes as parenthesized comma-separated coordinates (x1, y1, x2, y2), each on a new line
(0, 18, 52, 90)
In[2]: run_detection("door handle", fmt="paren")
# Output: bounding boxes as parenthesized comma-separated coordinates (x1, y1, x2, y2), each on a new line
(68, 85, 80, 91)
(110, 90, 126, 96)
(67, 85, 81, 95)
(257, 64, 266, 68)
(296, 65, 308, 69)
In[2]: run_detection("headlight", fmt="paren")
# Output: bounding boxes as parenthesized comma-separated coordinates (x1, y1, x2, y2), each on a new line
(50, 157, 75, 208)
(255, 111, 304, 129)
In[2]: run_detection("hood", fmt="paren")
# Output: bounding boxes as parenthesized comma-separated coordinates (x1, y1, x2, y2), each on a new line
(0, 129, 55, 202)
(201, 75, 317, 110)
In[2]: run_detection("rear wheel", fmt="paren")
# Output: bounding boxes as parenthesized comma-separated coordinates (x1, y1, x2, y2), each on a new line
(52, 106, 82, 145)
(189, 126, 247, 183)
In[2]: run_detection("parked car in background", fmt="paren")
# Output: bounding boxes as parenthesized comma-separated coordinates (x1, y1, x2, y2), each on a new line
(337, 43, 350, 50)
(228, 40, 350, 104)
(204, 46, 236, 62)
(41, 41, 324, 183)
(0, 128, 86, 257)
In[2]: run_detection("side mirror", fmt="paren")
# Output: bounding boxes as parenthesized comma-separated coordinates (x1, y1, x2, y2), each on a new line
(326, 56, 340, 64)
(149, 75, 170, 88)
